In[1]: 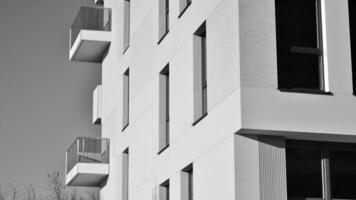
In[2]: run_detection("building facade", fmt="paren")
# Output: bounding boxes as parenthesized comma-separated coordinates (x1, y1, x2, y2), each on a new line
(65, 0, 356, 199)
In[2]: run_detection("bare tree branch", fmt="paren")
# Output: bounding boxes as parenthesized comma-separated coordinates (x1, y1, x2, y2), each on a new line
(0, 185, 8, 200)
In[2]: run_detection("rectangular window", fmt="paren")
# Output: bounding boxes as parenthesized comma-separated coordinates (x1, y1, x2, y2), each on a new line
(275, 0, 325, 92)
(123, 0, 130, 53)
(158, 0, 169, 43)
(286, 142, 323, 199)
(286, 140, 356, 200)
(193, 22, 207, 125)
(159, 180, 170, 200)
(349, 0, 356, 94)
(178, 0, 191, 18)
(158, 64, 170, 153)
(181, 164, 193, 200)
(122, 148, 129, 200)
(329, 149, 356, 199)
(122, 68, 129, 131)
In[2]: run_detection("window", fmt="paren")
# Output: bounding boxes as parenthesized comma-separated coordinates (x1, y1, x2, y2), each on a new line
(158, 0, 169, 43)
(159, 180, 170, 200)
(158, 64, 170, 153)
(193, 22, 207, 125)
(123, 0, 130, 53)
(286, 142, 323, 199)
(181, 164, 193, 200)
(349, 0, 356, 94)
(122, 148, 129, 200)
(275, 0, 325, 92)
(178, 0, 191, 18)
(122, 68, 129, 131)
(286, 140, 356, 200)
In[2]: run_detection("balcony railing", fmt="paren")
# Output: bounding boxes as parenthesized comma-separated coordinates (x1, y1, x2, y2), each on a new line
(70, 7, 111, 48)
(66, 137, 109, 175)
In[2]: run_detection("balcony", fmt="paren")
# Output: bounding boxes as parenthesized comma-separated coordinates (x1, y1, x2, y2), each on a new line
(69, 7, 111, 63)
(93, 85, 102, 125)
(65, 137, 109, 187)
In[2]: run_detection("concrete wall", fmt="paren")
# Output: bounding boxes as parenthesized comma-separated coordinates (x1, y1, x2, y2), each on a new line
(99, 0, 240, 199)
(239, 0, 356, 142)
(89, 0, 356, 199)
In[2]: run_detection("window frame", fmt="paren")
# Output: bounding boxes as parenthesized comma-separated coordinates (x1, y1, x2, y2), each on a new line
(123, 0, 130, 53)
(122, 68, 130, 131)
(275, 0, 327, 93)
(159, 179, 170, 200)
(178, 0, 192, 18)
(286, 140, 356, 200)
(192, 22, 207, 126)
(181, 164, 193, 200)
(158, 0, 170, 44)
(122, 148, 129, 200)
(158, 64, 170, 154)
(348, 0, 356, 95)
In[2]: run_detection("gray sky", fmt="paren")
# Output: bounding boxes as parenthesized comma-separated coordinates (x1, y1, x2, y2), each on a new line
(0, 0, 101, 188)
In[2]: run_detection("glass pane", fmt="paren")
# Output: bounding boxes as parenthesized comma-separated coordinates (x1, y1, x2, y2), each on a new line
(286, 146, 323, 199)
(349, 0, 356, 94)
(276, 0, 318, 48)
(277, 53, 321, 90)
(276, 0, 322, 90)
(330, 149, 356, 199)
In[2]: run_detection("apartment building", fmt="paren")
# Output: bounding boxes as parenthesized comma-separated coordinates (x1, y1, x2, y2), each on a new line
(64, 0, 356, 199)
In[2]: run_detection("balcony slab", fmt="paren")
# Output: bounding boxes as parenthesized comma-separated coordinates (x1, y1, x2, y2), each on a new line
(69, 30, 111, 63)
(65, 163, 109, 187)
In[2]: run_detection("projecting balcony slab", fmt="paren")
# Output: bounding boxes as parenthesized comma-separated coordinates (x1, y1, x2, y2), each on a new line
(65, 162, 109, 187)
(69, 30, 111, 63)
(65, 137, 110, 188)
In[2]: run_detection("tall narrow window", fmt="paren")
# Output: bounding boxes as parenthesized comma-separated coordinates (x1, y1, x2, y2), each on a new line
(181, 164, 193, 200)
(122, 148, 129, 200)
(193, 22, 207, 125)
(286, 142, 323, 199)
(159, 180, 169, 200)
(123, 0, 130, 53)
(122, 68, 129, 131)
(158, 0, 169, 43)
(275, 0, 325, 92)
(330, 149, 356, 199)
(158, 65, 169, 153)
(349, 0, 356, 94)
(178, 0, 191, 17)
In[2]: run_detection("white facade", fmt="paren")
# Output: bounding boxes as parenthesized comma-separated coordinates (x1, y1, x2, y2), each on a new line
(66, 0, 356, 199)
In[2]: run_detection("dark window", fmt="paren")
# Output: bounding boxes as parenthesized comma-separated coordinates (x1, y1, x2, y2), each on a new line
(330, 149, 356, 199)
(286, 143, 323, 199)
(286, 141, 356, 200)
(349, 0, 356, 94)
(275, 0, 324, 91)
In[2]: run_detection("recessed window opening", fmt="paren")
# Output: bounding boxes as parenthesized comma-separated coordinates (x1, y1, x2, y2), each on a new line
(276, 0, 325, 92)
